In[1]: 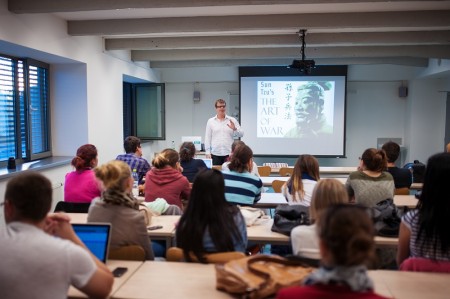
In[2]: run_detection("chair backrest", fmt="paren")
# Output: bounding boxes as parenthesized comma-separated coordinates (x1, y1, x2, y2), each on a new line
(109, 245, 146, 261)
(400, 257, 450, 273)
(212, 165, 222, 171)
(166, 247, 246, 264)
(54, 201, 91, 213)
(272, 180, 285, 193)
(279, 167, 293, 177)
(395, 187, 410, 195)
(257, 165, 271, 177)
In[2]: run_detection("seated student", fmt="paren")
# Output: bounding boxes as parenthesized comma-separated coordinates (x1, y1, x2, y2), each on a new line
(222, 140, 259, 177)
(0, 172, 113, 299)
(397, 152, 450, 271)
(291, 179, 349, 260)
(222, 144, 263, 205)
(381, 141, 412, 189)
(179, 141, 207, 183)
(116, 136, 151, 184)
(64, 144, 102, 203)
(88, 160, 155, 260)
(144, 148, 191, 210)
(346, 148, 394, 207)
(277, 205, 389, 299)
(281, 154, 320, 206)
(176, 169, 247, 262)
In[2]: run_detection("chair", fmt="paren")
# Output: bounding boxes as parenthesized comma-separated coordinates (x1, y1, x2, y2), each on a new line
(279, 167, 293, 177)
(108, 245, 146, 261)
(166, 247, 246, 264)
(395, 187, 410, 195)
(272, 180, 285, 193)
(257, 166, 271, 177)
(54, 201, 91, 213)
(212, 165, 222, 171)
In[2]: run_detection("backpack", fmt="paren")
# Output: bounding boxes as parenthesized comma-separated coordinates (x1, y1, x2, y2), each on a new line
(404, 160, 426, 183)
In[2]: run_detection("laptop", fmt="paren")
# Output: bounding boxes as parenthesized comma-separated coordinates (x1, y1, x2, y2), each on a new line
(201, 158, 213, 169)
(72, 223, 112, 263)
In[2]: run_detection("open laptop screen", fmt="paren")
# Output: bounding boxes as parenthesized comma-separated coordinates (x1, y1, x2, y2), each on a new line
(201, 158, 213, 169)
(72, 223, 111, 263)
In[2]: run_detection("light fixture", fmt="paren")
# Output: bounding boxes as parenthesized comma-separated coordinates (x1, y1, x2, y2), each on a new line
(288, 29, 316, 74)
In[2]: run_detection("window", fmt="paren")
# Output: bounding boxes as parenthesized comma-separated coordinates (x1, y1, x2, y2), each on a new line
(123, 82, 165, 140)
(0, 54, 50, 166)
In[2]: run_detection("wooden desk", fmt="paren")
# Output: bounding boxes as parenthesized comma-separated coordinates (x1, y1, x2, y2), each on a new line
(68, 260, 143, 298)
(67, 213, 180, 248)
(112, 261, 231, 299)
(247, 218, 398, 248)
(270, 166, 357, 176)
(148, 215, 180, 248)
(254, 193, 417, 209)
(260, 176, 347, 187)
(369, 270, 450, 299)
(410, 182, 423, 190)
(111, 261, 450, 299)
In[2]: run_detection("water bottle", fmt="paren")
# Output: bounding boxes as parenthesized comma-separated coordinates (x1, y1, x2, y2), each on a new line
(132, 168, 139, 196)
(171, 140, 175, 150)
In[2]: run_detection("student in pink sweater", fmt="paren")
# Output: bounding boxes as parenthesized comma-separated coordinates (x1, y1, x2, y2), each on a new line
(64, 144, 102, 203)
(144, 148, 191, 209)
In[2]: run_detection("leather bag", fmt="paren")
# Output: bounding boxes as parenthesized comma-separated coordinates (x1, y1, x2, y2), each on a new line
(215, 254, 314, 299)
(271, 205, 310, 236)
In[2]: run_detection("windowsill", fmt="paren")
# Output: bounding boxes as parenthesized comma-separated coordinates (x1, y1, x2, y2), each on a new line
(0, 156, 72, 181)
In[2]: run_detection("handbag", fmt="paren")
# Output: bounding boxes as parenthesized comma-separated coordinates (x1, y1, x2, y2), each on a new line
(239, 206, 269, 226)
(215, 254, 314, 299)
(271, 205, 310, 236)
(372, 198, 403, 237)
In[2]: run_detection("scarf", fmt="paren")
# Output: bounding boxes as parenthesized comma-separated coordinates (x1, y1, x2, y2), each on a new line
(304, 265, 374, 292)
(101, 188, 139, 210)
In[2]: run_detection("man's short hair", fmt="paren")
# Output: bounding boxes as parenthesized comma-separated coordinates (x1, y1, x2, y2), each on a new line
(4, 171, 52, 222)
(124, 136, 141, 154)
(382, 141, 400, 163)
(215, 99, 226, 108)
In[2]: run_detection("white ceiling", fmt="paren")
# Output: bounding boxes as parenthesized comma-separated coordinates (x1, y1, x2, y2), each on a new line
(8, 0, 450, 68)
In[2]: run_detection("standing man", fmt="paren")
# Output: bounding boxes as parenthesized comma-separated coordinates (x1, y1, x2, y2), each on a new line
(382, 141, 412, 188)
(0, 171, 113, 299)
(205, 99, 244, 165)
(116, 136, 150, 184)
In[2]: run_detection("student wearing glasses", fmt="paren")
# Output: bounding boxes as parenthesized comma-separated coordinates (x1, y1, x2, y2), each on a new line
(205, 99, 244, 166)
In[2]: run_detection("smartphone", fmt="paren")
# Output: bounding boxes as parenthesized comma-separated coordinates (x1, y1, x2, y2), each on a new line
(147, 225, 163, 231)
(112, 267, 128, 277)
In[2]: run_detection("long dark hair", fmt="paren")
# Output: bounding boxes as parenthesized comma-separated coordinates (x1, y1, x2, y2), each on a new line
(417, 152, 450, 257)
(176, 169, 243, 262)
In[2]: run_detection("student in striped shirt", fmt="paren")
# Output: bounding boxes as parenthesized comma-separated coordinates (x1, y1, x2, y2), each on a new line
(222, 144, 263, 206)
(397, 152, 450, 271)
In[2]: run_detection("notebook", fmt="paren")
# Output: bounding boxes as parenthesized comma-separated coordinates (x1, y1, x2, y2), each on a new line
(201, 158, 213, 169)
(72, 223, 111, 263)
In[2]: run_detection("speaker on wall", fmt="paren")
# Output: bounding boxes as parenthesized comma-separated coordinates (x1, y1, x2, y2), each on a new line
(399, 86, 408, 98)
(193, 91, 200, 102)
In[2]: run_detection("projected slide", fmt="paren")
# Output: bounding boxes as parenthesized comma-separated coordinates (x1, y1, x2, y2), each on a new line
(257, 81, 334, 138)
(240, 66, 347, 157)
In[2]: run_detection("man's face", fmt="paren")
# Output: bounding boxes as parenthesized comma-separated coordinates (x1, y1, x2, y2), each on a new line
(294, 85, 323, 126)
(215, 102, 226, 116)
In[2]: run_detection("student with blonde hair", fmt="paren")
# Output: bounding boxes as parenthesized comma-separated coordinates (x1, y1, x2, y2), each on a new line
(282, 154, 320, 206)
(290, 179, 349, 260)
(278, 205, 388, 299)
(144, 148, 191, 209)
(88, 160, 154, 260)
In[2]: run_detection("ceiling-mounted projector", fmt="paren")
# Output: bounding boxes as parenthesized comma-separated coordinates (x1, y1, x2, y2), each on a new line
(288, 29, 316, 74)
(288, 59, 315, 73)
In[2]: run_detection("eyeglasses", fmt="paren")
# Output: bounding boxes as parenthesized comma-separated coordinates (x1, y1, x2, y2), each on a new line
(216, 105, 226, 108)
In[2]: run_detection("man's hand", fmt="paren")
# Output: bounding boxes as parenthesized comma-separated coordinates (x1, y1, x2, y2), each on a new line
(227, 120, 236, 131)
(44, 213, 77, 241)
